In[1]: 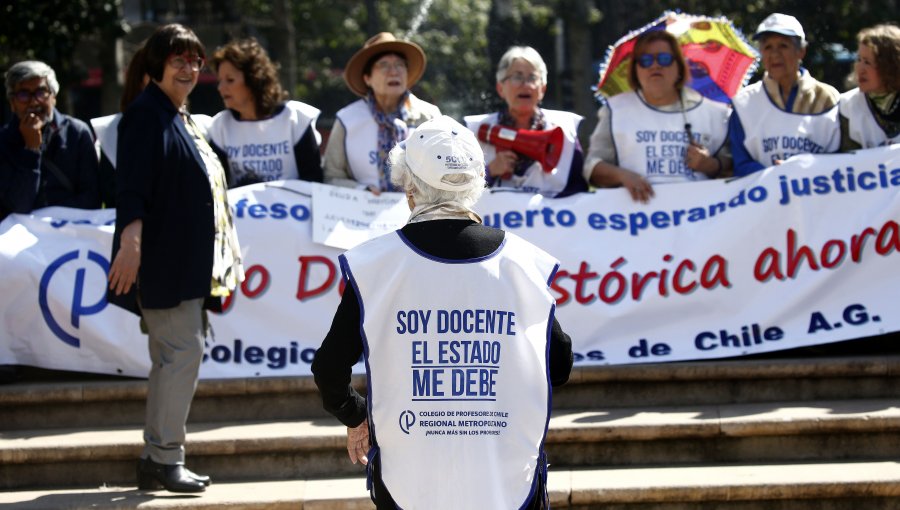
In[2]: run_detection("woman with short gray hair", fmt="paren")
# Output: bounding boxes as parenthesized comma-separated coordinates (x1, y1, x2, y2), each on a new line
(388, 134, 485, 215)
(465, 45, 588, 197)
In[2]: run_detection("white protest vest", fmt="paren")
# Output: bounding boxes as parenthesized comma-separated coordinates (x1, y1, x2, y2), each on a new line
(607, 92, 729, 184)
(340, 231, 557, 510)
(839, 88, 899, 149)
(337, 95, 440, 188)
(732, 82, 840, 166)
(207, 101, 320, 184)
(465, 109, 582, 196)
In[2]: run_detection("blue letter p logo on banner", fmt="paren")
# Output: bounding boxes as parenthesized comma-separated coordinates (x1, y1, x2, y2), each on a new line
(39, 250, 110, 348)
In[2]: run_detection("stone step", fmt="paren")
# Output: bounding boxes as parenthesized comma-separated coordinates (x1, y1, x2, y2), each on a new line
(5, 355, 900, 431)
(0, 374, 350, 431)
(3, 399, 899, 490)
(2, 461, 900, 509)
(548, 398, 900, 467)
(553, 354, 900, 409)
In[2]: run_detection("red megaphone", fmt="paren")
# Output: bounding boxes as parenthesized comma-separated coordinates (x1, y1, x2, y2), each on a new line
(477, 124, 564, 173)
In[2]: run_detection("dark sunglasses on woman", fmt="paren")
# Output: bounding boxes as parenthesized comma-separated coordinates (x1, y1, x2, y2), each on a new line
(637, 52, 674, 68)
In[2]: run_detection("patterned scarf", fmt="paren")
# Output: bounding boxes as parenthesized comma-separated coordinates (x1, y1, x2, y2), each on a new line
(497, 106, 546, 177)
(182, 111, 245, 297)
(868, 92, 900, 138)
(366, 90, 411, 191)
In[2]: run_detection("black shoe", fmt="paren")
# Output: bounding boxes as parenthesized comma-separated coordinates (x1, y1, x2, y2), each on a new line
(137, 457, 207, 493)
(184, 466, 211, 486)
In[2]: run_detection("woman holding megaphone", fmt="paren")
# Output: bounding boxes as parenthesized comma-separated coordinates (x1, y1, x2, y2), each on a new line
(585, 30, 731, 203)
(465, 46, 588, 198)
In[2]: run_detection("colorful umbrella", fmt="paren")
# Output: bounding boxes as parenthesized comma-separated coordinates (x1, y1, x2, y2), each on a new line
(596, 11, 759, 104)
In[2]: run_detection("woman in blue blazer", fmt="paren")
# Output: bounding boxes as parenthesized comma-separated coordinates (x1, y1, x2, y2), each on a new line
(108, 24, 243, 494)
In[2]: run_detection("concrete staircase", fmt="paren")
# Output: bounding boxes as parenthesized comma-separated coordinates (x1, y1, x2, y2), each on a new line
(2, 349, 900, 509)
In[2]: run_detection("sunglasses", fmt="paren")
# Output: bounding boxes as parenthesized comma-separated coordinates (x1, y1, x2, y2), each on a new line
(636, 52, 675, 68)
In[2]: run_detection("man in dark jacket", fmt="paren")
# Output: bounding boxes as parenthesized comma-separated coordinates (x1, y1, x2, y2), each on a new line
(0, 60, 100, 384)
(1, 60, 100, 222)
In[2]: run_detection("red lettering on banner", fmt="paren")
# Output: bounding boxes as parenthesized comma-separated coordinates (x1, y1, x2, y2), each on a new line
(700, 255, 730, 290)
(673, 259, 697, 294)
(851, 227, 877, 261)
(297, 255, 337, 300)
(599, 257, 627, 304)
(786, 229, 821, 276)
(243, 264, 270, 298)
(221, 264, 271, 312)
(753, 220, 899, 282)
(570, 261, 599, 304)
(550, 254, 729, 306)
(876, 221, 900, 255)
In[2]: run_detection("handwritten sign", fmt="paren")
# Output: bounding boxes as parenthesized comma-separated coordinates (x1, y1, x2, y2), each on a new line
(311, 183, 409, 249)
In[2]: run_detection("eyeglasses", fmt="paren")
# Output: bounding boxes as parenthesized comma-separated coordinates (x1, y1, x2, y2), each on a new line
(637, 52, 675, 68)
(502, 73, 542, 86)
(373, 60, 408, 72)
(11, 87, 52, 103)
(168, 54, 205, 71)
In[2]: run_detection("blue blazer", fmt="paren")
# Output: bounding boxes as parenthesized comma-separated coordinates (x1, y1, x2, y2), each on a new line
(109, 82, 221, 315)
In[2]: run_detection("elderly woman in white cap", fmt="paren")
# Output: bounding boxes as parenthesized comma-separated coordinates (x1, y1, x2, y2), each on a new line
(324, 32, 441, 194)
(465, 46, 588, 197)
(312, 116, 572, 510)
(730, 13, 841, 176)
(840, 23, 900, 150)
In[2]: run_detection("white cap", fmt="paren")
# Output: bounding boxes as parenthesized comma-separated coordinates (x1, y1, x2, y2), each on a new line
(403, 115, 485, 191)
(754, 13, 805, 43)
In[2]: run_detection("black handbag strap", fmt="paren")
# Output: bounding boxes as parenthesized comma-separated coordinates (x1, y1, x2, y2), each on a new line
(41, 156, 74, 193)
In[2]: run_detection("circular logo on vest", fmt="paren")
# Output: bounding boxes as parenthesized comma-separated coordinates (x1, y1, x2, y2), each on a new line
(399, 410, 416, 434)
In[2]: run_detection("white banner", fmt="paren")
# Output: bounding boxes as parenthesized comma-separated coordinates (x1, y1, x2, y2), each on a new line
(1, 146, 898, 377)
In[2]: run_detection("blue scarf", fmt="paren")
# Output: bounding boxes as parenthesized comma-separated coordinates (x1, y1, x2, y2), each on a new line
(366, 91, 410, 191)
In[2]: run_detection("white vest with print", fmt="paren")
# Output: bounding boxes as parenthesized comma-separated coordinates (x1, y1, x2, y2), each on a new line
(337, 95, 440, 188)
(207, 101, 320, 183)
(464, 109, 582, 196)
(839, 88, 899, 149)
(732, 82, 839, 166)
(340, 231, 557, 510)
(608, 92, 730, 184)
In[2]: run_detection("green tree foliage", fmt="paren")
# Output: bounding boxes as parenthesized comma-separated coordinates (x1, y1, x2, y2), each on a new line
(0, 0, 124, 92)
(233, 0, 577, 120)
(277, 0, 495, 120)
(5, 0, 897, 123)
